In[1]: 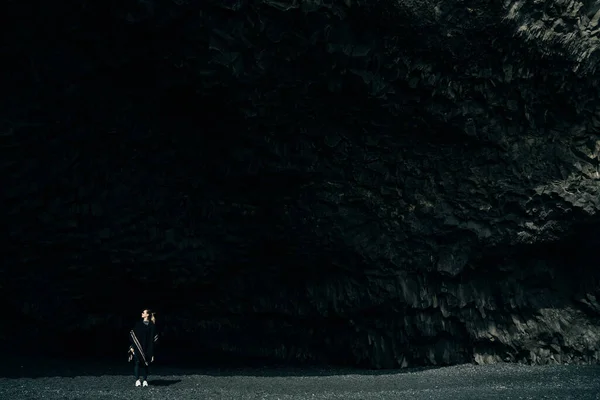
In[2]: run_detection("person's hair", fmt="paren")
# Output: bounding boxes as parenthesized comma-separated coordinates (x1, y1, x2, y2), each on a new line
(145, 309, 156, 324)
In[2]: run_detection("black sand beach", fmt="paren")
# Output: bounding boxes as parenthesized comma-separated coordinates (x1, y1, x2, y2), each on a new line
(1, 357, 600, 400)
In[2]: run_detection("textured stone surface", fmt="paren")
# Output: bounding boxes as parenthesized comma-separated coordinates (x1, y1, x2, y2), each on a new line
(3, 363, 600, 399)
(2, 0, 600, 368)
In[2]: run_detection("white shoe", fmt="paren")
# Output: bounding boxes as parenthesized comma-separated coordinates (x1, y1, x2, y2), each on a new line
(142, 380, 148, 387)
(135, 380, 141, 387)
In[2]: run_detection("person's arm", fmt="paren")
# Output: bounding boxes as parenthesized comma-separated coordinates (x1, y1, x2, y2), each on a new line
(151, 325, 158, 362)
(128, 325, 136, 361)
(130, 323, 150, 365)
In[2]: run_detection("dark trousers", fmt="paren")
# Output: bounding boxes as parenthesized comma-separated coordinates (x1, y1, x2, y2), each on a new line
(134, 358, 149, 380)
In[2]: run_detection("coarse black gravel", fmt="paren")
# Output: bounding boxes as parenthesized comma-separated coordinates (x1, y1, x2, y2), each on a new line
(1, 358, 600, 399)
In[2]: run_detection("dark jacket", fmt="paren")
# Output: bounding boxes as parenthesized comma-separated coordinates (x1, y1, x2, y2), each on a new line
(129, 320, 158, 366)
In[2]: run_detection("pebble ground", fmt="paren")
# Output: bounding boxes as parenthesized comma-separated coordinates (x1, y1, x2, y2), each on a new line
(1, 358, 600, 399)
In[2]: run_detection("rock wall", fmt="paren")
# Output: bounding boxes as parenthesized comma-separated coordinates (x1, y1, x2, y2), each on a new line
(2, 0, 600, 368)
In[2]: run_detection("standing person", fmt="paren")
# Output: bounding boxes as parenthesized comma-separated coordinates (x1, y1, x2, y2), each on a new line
(129, 309, 159, 387)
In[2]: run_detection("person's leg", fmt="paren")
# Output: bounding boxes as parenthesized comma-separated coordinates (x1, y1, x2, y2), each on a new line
(134, 360, 140, 380)
(141, 364, 149, 386)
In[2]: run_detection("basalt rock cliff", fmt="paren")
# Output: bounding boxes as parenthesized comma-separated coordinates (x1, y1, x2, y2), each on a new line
(2, 0, 600, 369)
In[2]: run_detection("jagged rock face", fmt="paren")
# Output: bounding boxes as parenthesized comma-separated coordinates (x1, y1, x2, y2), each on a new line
(2, 0, 600, 368)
